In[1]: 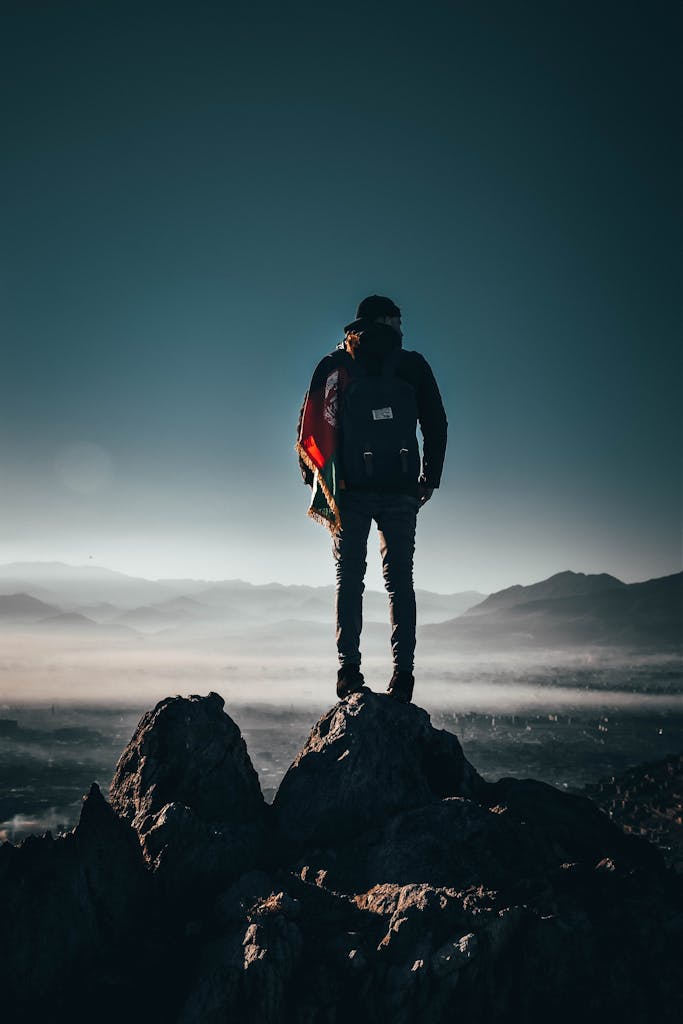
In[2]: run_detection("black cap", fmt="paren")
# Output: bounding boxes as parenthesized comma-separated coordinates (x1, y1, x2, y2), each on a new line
(355, 295, 401, 320)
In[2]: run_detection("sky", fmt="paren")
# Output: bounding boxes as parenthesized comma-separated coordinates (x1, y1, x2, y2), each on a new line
(1, 1, 681, 594)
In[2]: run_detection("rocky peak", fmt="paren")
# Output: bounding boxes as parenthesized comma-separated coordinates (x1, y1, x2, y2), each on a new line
(109, 692, 268, 901)
(2, 688, 681, 1022)
(273, 688, 484, 849)
(0, 781, 150, 1017)
(110, 691, 264, 827)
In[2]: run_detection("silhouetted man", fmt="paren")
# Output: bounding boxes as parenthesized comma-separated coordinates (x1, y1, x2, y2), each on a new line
(296, 295, 447, 703)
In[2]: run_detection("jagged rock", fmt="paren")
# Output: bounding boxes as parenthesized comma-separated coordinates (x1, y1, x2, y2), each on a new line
(6, 691, 683, 1022)
(109, 692, 269, 900)
(291, 781, 664, 897)
(241, 891, 305, 1023)
(272, 689, 484, 849)
(343, 873, 681, 1022)
(295, 797, 535, 893)
(0, 783, 152, 1016)
(178, 862, 683, 1023)
(482, 775, 664, 870)
(110, 691, 263, 823)
(178, 871, 375, 1023)
(262, 693, 682, 1021)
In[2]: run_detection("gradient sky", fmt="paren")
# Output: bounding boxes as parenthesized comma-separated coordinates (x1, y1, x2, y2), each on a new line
(1, 1, 680, 593)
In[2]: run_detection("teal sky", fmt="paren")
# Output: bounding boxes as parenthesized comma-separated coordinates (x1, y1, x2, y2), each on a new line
(1, 1, 680, 593)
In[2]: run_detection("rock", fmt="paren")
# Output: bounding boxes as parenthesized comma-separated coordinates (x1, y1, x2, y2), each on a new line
(272, 689, 484, 849)
(241, 892, 305, 1023)
(482, 775, 664, 871)
(0, 783, 152, 1016)
(178, 871, 374, 1022)
(345, 873, 682, 1023)
(110, 691, 264, 825)
(214, 869, 275, 927)
(294, 797, 536, 894)
(289, 779, 663, 899)
(7, 689, 683, 1022)
(109, 692, 269, 901)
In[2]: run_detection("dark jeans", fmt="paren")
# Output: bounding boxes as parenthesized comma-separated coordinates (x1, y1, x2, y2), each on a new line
(332, 490, 419, 672)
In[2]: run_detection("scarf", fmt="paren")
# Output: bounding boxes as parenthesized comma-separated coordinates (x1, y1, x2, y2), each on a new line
(296, 351, 354, 534)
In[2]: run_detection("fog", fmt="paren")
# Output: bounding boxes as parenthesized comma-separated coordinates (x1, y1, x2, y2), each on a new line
(1, 624, 681, 707)
(1, 625, 681, 844)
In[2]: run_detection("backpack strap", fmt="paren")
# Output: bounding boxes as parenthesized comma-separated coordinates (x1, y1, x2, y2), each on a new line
(381, 347, 403, 379)
(339, 349, 367, 379)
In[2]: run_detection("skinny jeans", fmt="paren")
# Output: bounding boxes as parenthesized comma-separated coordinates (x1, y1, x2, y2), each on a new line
(332, 490, 419, 672)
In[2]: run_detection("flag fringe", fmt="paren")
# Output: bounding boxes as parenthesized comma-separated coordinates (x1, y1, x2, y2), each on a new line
(295, 441, 342, 535)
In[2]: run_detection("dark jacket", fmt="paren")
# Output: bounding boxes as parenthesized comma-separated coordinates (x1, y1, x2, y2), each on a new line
(297, 320, 448, 492)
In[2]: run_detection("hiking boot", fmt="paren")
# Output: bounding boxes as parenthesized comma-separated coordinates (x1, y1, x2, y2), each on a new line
(337, 664, 365, 700)
(387, 669, 414, 703)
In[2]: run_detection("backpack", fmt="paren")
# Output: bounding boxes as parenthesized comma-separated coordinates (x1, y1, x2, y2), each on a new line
(340, 348, 421, 490)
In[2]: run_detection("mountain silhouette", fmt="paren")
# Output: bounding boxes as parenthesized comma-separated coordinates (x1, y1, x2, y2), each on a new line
(1, 562, 680, 650)
(0, 561, 484, 627)
(462, 570, 625, 615)
(0, 593, 62, 620)
(423, 571, 682, 651)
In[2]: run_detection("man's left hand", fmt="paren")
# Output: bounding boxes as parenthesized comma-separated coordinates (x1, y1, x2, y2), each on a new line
(417, 483, 434, 506)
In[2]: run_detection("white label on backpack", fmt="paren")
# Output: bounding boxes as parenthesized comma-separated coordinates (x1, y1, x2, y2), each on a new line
(372, 407, 393, 420)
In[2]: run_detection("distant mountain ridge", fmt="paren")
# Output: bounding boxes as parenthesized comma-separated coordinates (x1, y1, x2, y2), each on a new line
(1, 562, 679, 650)
(463, 570, 625, 616)
(0, 561, 484, 632)
(0, 593, 62, 619)
(0, 562, 175, 608)
(423, 570, 682, 651)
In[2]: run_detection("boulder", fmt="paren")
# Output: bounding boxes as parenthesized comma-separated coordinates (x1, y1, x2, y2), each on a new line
(292, 780, 664, 897)
(109, 692, 269, 901)
(110, 691, 264, 824)
(296, 797, 535, 893)
(482, 775, 664, 871)
(272, 689, 484, 849)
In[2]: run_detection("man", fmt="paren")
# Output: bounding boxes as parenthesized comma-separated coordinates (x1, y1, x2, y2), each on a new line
(296, 295, 447, 703)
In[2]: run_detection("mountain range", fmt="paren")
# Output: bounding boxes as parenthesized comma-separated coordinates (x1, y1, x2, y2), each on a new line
(0, 561, 679, 652)
(0, 561, 483, 635)
(423, 569, 682, 651)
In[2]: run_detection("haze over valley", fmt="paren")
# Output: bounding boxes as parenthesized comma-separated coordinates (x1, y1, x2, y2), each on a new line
(0, 561, 680, 843)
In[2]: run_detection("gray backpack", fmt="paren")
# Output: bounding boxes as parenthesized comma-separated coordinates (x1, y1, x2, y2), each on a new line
(340, 349, 420, 489)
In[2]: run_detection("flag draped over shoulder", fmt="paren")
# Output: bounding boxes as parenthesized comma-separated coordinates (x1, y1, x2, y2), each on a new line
(296, 358, 351, 534)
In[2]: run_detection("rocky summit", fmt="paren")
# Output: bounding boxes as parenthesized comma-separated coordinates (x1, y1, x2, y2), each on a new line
(109, 691, 269, 902)
(273, 689, 484, 848)
(1, 689, 681, 1023)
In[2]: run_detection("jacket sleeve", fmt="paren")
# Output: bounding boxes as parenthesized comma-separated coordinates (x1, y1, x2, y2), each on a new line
(413, 353, 448, 488)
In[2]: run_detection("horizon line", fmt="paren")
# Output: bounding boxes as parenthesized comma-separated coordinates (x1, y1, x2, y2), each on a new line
(0, 558, 681, 595)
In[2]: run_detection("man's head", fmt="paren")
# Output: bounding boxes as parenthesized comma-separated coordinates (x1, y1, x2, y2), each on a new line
(352, 294, 402, 337)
